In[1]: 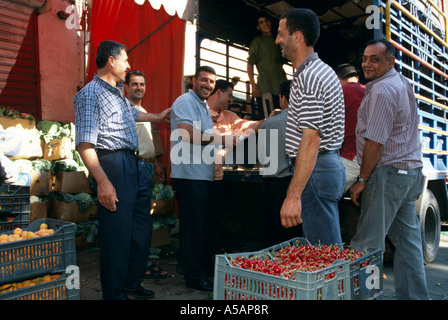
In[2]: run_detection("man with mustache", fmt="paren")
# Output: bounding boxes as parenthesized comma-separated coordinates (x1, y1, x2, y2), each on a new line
(275, 9, 345, 246)
(350, 39, 428, 300)
(74, 40, 170, 300)
(170, 66, 233, 291)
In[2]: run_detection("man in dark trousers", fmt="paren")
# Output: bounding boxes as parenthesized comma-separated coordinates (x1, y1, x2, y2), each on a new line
(74, 40, 170, 300)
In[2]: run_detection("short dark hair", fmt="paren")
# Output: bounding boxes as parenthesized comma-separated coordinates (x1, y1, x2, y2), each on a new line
(335, 63, 358, 80)
(194, 66, 216, 78)
(125, 70, 145, 85)
(211, 79, 234, 96)
(280, 80, 292, 102)
(366, 38, 396, 58)
(96, 40, 127, 69)
(256, 12, 270, 24)
(280, 8, 320, 47)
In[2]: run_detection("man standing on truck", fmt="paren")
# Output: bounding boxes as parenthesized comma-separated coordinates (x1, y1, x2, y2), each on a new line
(349, 39, 429, 300)
(247, 13, 287, 119)
(275, 8, 345, 246)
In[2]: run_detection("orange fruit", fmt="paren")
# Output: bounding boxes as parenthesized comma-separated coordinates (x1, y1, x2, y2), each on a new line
(39, 223, 48, 230)
(13, 228, 22, 236)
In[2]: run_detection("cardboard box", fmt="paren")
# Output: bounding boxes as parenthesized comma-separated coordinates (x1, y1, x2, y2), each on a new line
(50, 171, 93, 194)
(16, 172, 50, 196)
(150, 198, 175, 217)
(48, 200, 97, 223)
(150, 226, 171, 248)
(30, 202, 47, 222)
(0, 115, 35, 130)
(153, 132, 165, 156)
(43, 137, 73, 161)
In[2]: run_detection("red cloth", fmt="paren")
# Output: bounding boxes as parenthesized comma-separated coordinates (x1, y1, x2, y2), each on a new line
(87, 0, 186, 177)
(340, 82, 365, 160)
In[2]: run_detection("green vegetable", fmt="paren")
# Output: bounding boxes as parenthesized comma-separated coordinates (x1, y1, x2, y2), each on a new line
(49, 192, 97, 213)
(152, 183, 175, 201)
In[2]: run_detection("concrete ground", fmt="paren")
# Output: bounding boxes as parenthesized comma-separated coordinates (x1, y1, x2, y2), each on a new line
(380, 229, 448, 300)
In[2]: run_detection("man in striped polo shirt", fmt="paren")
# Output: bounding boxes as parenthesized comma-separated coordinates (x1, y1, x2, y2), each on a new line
(275, 9, 345, 246)
(350, 39, 428, 299)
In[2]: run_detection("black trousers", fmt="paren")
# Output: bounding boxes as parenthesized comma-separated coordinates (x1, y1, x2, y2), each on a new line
(263, 176, 303, 247)
(95, 149, 152, 300)
(172, 178, 215, 281)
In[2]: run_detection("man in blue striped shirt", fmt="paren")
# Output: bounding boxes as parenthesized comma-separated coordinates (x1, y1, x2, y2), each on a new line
(350, 39, 428, 299)
(74, 40, 170, 300)
(275, 9, 345, 246)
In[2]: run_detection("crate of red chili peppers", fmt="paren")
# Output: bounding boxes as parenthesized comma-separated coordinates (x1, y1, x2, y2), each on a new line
(213, 237, 383, 300)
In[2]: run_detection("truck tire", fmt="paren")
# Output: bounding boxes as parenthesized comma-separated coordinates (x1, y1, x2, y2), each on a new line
(418, 189, 441, 264)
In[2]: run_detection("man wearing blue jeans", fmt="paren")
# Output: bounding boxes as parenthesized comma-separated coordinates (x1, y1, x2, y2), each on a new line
(275, 9, 345, 246)
(350, 39, 428, 299)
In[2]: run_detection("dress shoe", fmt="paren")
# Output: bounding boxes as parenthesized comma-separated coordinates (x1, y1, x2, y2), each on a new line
(186, 278, 213, 292)
(124, 284, 155, 299)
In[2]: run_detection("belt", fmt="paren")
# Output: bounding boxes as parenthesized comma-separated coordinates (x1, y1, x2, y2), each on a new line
(138, 157, 154, 163)
(96, 148, 139, 157)
(290, 149, 339, 166)
(318, 149, 339, 156)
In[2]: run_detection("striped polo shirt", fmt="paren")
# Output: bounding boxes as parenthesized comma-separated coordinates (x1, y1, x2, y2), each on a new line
(356, 68, 422, 170)
(285, 53, 345, 157)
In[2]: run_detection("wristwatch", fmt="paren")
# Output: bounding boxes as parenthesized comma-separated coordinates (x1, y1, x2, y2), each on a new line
(357, 176, 368, 183)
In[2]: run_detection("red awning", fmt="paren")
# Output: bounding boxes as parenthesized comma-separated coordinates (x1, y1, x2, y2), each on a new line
(134, 0, 195, 22)
(87, 0, 189, 176)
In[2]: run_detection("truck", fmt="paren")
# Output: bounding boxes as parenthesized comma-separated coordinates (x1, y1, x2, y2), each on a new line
(190, 0, 448, 263)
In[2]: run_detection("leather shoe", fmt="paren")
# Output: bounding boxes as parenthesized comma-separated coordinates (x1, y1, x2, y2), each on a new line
(124, 284, 155, 299)
(186, 278, 213, 292)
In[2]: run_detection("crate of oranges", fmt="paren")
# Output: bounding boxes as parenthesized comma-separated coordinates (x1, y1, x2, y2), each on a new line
(0, 218, 76, 285)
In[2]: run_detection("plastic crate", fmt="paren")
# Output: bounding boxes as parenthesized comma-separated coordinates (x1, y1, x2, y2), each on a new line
(0, 272, 80, 300)
(261, 237, 311, 252)
(213, 250, 351, 300)
(0, 218, 76, 285)
(0, 185, 30, 230)
(349, 248, 383, 300)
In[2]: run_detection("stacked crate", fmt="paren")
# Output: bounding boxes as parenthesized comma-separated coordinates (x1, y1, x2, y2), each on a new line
(0, 185, 30, 230)
(0, 218, 79, 300)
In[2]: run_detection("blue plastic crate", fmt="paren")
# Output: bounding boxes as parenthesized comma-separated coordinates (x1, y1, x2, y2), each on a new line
(348, 248, 383, 300)
(0, 185, 30, 230)
(0, 272, 79, 300)
(213, 250, 351, 300)
(0, 218, 76, 285)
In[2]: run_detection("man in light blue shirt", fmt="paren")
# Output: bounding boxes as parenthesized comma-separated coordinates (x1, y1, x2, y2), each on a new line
(170, 66, 232, 292)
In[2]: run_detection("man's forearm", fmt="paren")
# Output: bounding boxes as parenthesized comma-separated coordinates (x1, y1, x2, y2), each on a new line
(286, 129, 320, 199)
(177, 123, 224, 146)
(359, 139, 383, 180)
